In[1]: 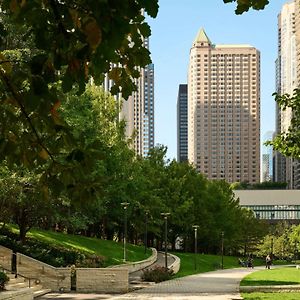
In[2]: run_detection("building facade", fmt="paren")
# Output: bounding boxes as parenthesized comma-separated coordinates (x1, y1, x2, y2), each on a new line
(261, 131, 274, 182)
(104, 38, 155, 157)
(275, 1, 300, 188)
(187, 28, 260, 183)
(121, 62, 155, 156)
(177, 84, 188, 162)
(235, 190, 300, 223)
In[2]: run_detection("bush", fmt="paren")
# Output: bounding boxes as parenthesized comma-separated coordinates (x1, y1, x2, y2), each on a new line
(0, 271, 9, 290)
(142, 266, 173, 283)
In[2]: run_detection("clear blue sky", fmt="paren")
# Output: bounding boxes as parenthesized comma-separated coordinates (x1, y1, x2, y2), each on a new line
(147, 0, 288, 160)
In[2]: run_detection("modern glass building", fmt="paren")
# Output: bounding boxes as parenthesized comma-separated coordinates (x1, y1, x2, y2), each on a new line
(235, 190, 300, 222)
(177, 84, 188, 162)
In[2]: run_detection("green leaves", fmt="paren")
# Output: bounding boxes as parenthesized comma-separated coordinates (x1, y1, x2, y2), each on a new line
(223, 0, 269, 14)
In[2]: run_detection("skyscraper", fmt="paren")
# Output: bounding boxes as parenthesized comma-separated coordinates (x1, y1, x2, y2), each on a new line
(261, 131, 274, 182)
(105, 38, 155, 157)
(177, 84, 188, 162)
(275, 1, 300, 188)
(121, 61, 155, 157)
(187, 28, 260, 183)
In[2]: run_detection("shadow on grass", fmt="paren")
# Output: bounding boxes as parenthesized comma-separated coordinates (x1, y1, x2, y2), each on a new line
(241, 279, 300, 286)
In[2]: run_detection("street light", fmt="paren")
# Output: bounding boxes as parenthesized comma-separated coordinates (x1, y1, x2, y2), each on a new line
(221, 231, 224, 269)
(121, 202, 130, 262)
(144, 211, 149, 254)
(192, 225, 199, 270)
(161, 212, 171, 269)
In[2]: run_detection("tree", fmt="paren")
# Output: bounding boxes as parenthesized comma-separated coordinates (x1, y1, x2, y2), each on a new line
(223, 0, 269, 14)
(267, 89, 300, 158)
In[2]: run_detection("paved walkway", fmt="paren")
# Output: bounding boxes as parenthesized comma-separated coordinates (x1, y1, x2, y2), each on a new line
(39, 267, 259, 300)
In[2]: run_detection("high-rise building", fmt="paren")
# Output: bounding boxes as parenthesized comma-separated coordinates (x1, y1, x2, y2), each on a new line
(177, 84, 188, 162)
(275, 1, 300, 188)
(261, 131, 274, 182)
(121, 61, 155, 156)
(187, 28, 260, 183)
(105, 38, 155, 157)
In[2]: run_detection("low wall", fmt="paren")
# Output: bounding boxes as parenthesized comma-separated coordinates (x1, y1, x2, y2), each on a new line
(0, 246, 12, 271)
(17, 253, 71, 292)
(0, 288, 33, 300)
(111, 248, 157, 273)
(76, 268, 128, 293)
(168, 253, 180, 274)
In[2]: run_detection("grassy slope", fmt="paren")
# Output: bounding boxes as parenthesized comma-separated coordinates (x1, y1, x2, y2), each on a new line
(172, 252, 264, 278)
(241, 267, 300, 286)
(9, 226, 151, 267)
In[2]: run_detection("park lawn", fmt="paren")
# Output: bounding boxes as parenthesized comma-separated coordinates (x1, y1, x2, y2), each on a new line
(241, 267, 300, 286)
(6, 225, 151, 266)
(172, 252, 258, 278)
(242, 292, 300, 300)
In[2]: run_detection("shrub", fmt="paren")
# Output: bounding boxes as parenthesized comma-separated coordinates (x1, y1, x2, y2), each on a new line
(142, 266, 173, 283)
(0, 271, 9, 290)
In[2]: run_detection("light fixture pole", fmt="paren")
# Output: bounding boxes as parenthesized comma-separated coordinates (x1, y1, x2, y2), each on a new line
(121, 202, 130, 262)
(192, 225, 199, 270)
(161, 212, 171, 269)
(144, 211, 149, 254)
(221, 231, 224, 269)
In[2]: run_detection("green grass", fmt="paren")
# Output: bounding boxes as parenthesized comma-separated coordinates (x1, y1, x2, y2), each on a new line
(241, 267, 300, 286)
(6, 225, 152, 267)
(172, 252, 264, 278)
(242, 292, 300, 300)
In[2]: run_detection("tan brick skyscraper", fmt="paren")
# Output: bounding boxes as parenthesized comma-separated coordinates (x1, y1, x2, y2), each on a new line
(188, 28, 260, 183)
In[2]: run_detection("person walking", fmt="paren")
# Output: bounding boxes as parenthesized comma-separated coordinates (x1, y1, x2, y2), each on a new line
(266, 254, 271, 269)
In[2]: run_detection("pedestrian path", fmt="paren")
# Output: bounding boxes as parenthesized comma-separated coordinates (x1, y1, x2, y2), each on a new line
(39, 267, 259, 300)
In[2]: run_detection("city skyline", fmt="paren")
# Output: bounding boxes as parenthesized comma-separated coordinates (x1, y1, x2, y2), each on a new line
(147, 0, 289, 160)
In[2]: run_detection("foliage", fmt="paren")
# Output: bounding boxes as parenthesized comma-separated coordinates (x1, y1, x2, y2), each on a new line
(223, 0, 269, 14)
(240, 267, 300, 286)
(142, 266, 173, 283)
(256, 223, 300, 261)
(0, 271, 9, 291)
(267, 89, 300, 158)
(232, 181, 287, 190)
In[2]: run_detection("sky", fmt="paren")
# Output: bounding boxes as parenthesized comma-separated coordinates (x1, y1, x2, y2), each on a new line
(147, 0, 289, 160)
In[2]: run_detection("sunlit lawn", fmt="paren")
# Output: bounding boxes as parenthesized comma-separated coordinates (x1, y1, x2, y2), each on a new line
(242, 292, 300, 300)
(172, 252, 264, 278)
(241, 267, 300, 286)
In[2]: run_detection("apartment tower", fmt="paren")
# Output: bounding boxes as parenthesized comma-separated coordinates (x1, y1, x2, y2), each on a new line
(177, 84, 188, 162)
(275, 1, 300, 188)
(188, 28, 260, 183)
(105, 38, 155, 157)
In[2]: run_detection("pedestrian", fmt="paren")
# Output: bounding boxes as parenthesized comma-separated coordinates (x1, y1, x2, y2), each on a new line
(266, 254, 271, 269)
(247, 255, 254, 268)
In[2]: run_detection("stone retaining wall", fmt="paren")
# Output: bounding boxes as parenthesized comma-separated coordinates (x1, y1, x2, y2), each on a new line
(0, 246, 12, 271)
(0, 288, 33, 300)
(168, 253, 180, 274)
(76, 268, 128, 293)
(111, 248, 157, 273)
(16, 253, 71, 292)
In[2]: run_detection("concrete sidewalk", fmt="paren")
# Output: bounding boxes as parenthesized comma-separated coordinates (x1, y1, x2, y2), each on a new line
(39, 267, 259, 300)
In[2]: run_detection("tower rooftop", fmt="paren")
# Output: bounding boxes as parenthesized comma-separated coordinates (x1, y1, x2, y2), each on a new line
(194, 28, 211, 44)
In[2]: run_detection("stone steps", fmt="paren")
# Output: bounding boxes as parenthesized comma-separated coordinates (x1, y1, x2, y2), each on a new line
(4, 272, 51, 298)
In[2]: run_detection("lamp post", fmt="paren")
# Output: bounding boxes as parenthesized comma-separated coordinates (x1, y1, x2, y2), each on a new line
(192, 225, 199, 270)
(144, 211, 149, 254)
(121, 202, 130, 262)
(221, 231, 224, 269)
(161, 212, 171, 269)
